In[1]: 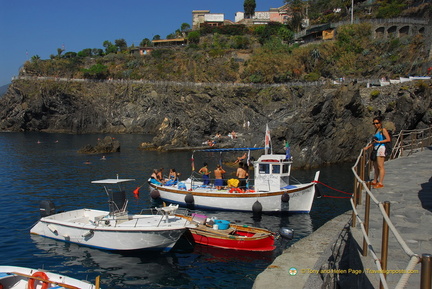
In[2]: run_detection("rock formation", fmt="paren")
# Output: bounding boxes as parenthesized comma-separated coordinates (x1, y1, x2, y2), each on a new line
(78, 136, 120, 154)
(0, 79, 430, 167)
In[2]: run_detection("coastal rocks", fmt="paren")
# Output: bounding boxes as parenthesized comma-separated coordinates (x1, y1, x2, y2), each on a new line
(0, 79, 431, 167)
(78, 136, 120, 154)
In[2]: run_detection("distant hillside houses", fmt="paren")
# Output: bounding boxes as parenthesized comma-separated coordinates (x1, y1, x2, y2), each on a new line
(192, 4, 299, 30)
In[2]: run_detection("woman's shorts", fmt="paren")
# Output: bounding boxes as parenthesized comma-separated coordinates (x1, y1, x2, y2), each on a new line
(377, 145, 386, 157)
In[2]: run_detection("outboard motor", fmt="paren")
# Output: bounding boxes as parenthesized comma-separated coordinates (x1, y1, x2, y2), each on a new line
(39, 200, 56, 218)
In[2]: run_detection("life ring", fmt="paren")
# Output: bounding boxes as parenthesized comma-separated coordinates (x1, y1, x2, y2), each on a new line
(229, 188, 244, 193)
(28, 271, 50, 289)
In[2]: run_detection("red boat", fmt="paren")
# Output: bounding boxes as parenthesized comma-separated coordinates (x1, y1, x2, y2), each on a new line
(177, 214, 275, 251)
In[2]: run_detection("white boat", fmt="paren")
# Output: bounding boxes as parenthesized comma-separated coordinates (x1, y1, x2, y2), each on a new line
(0, 266, 97, 289)
(149, 129, 320, 213)
(31, 178, 192, 251)
(409, 76, 431, 80)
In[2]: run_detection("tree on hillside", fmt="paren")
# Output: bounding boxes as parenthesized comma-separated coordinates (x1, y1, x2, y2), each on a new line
(244, 0, 256, 19)
(115, 38, 128, 52)
(140, 38, 152, 47)
(188, 31, 200, 44)
(57, 48, 65, 58)
(103, 40, 118, 54)
(181, 23, 191, 32)
(153, 35, 161, 40)
(285, 0, 306, 32)
(31, 55, 40, 62)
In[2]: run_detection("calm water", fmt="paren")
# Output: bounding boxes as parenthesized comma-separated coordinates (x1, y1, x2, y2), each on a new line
(0, 132, 353, 288)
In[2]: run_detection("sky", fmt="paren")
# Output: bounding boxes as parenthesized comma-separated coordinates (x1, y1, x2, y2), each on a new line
(0, 0, 285, 87)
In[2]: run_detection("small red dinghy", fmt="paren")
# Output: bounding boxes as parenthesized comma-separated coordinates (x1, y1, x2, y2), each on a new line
(177, 213, 275, 251)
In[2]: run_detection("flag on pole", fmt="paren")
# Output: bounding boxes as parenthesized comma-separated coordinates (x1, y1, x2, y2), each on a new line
(265, 124, 271, 154)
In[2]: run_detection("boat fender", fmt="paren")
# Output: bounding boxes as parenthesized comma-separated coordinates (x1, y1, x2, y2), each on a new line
(185, 193, 194, 205)
(28, 271, 50, 289)
(281, 192, 290, 203)
(39, 200, 56, 218)
(150, 189, 160, 199)
(279, 227, 294, 240)
(252, 200, 263, 217)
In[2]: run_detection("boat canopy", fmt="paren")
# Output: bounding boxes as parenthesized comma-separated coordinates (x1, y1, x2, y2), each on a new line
(193, 147, 264, 153)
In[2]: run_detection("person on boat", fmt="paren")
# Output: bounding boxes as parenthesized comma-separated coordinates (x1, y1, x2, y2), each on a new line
(166, 168, 179, 186)
(236, 162, 248, 189)
(198, 162, 211, 185)
(150, 169, 162, 185)
(363, 116, 391, 189)
(234, 152, 247, 164)
(157, 168, 166, 184)
(214, 165, 226, 190)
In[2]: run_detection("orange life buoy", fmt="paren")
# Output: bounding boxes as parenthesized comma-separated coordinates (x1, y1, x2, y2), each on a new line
(28, 271, 50, 289)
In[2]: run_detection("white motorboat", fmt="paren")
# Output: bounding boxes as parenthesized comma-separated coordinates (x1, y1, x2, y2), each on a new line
(31, 178, 192, 251)
(149, 128, 320, 213)
(0, 265, 97, 289)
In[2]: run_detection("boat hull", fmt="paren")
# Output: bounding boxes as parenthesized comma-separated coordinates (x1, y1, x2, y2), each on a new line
(0, 266, 95, 289)
(189, 226, 275, 251)
(150, 182, 317, 213)
(30, 209, 188, 251)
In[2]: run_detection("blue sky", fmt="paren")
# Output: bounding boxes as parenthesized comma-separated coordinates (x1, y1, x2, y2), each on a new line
(0, 0, 285, 86)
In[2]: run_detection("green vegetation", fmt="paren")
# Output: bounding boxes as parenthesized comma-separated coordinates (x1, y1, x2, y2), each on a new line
(370, 90, 381, 99)
(20, 1, 431, 83)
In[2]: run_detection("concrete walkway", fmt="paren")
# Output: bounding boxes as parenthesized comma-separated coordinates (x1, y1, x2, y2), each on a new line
(253, 147, 432, 289)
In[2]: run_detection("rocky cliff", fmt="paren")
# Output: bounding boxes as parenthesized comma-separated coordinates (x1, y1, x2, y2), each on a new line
(0, 79, 431, 167)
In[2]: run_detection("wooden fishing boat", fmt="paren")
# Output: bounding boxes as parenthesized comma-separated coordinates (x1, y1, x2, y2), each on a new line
(177, 213, 276, 251)
(0, 266, 98, 289)
(149, 127, 320, 213)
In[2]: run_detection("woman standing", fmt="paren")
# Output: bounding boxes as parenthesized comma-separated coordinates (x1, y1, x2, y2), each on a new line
(364, 116, 391, 188)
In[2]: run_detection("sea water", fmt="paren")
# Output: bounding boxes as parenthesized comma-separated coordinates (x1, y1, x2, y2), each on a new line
(0, 132, 353, 288)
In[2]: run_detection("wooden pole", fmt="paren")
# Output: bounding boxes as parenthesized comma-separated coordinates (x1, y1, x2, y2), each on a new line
(379, 201, 390, 289)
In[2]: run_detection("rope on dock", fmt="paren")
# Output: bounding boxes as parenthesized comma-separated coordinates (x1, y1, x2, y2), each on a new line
(313, 180, 353, 199)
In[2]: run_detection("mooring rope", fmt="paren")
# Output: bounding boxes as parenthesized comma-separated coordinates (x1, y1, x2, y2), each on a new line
(313, 180, 353, 199)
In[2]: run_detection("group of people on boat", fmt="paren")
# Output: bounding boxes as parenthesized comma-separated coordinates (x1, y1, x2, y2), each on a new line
(149, 168, 180, 186)
(197, 159, 249, 190)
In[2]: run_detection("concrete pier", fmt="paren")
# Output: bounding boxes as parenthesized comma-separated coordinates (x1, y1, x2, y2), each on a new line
(253, 147, 432, 289)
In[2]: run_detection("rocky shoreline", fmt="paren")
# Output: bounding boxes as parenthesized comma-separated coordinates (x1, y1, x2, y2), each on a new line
(0, 79, 430, 168)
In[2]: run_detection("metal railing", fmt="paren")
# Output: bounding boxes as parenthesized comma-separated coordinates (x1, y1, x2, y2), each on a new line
(351, 127, 432, 289)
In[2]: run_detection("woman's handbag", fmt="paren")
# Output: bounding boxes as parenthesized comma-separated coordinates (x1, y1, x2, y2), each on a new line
(370, 148, 377, 161)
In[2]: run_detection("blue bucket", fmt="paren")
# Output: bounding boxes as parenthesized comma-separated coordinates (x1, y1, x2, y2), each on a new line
(214, 220, 230, 230)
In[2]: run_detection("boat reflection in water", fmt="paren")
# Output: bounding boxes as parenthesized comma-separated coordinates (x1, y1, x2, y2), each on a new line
(30, 235, 188, 287)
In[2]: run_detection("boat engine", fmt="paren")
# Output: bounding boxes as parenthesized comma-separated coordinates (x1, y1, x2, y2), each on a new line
(39, 200, 56, 218)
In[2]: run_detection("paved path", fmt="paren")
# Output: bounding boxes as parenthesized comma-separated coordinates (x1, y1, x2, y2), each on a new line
(253, 147, 432, 289)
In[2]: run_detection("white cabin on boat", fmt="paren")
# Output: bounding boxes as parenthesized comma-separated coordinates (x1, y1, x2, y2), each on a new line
(253, 154, 292, 192)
